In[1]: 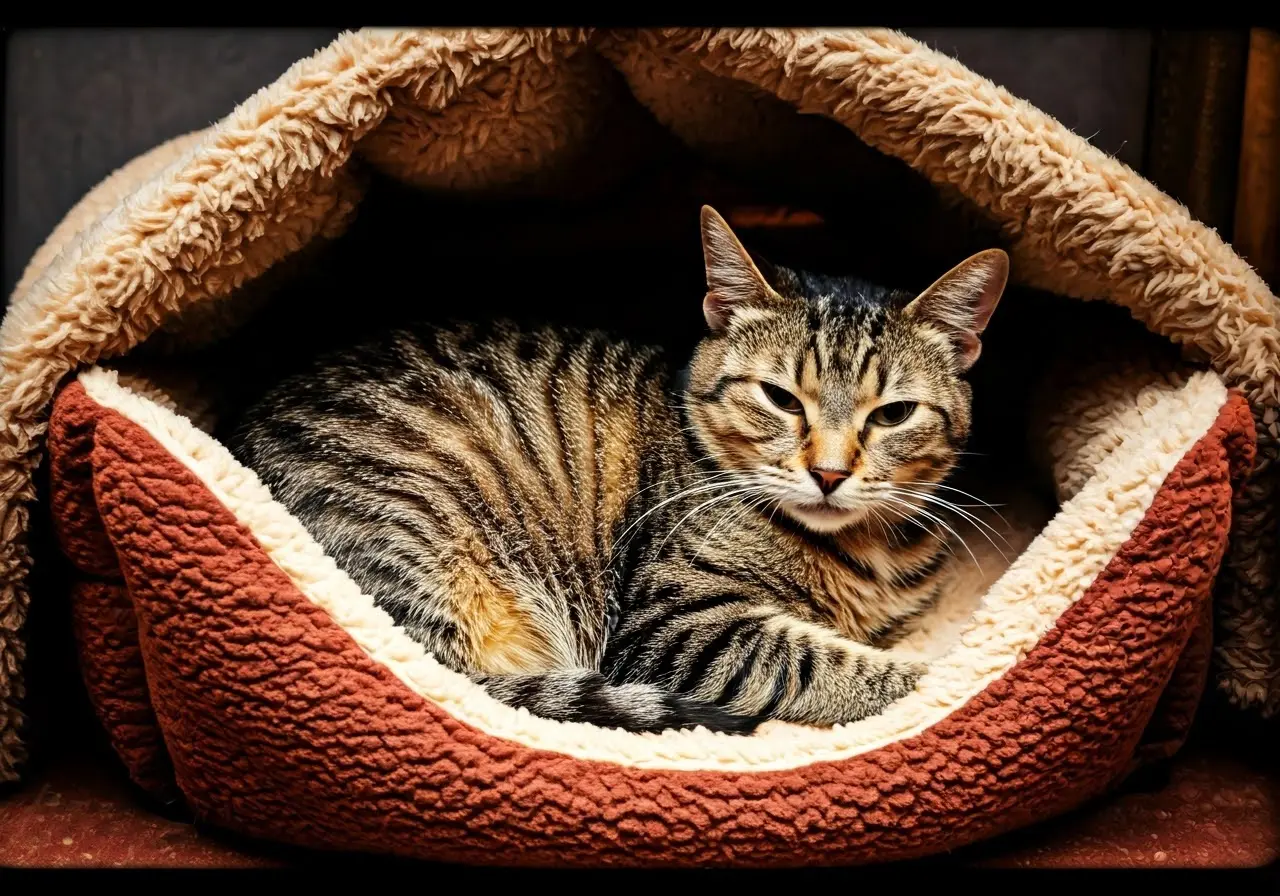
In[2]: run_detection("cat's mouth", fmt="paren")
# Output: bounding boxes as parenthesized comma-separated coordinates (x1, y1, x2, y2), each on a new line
(784, 500, 860, 533)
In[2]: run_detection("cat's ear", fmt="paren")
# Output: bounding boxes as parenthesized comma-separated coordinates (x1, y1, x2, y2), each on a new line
(700, 205, 779, 332)
(903, 249, 1009, 372)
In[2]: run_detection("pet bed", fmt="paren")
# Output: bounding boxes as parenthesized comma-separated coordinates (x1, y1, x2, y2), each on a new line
(2, 28, 1276, 867)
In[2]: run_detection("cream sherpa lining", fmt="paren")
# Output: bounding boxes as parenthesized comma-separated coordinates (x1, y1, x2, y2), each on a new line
(78, 366, 1229, 771)
(4, 27, 1277, 783)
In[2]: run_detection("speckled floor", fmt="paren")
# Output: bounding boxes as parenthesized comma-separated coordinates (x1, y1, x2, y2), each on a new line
(2, 705, 1275, 871)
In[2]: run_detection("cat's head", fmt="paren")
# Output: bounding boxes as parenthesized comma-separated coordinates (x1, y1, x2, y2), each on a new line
(685, 206, 1009, 535)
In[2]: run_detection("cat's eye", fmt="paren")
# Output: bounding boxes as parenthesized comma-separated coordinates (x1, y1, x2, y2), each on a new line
(761, 383, 804, 414)
(870, 401, 917, 427)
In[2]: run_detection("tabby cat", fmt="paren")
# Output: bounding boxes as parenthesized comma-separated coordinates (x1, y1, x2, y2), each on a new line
(230, 207, 1009, 735)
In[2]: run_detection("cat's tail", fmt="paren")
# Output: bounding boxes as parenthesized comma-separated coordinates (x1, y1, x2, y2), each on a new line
(471, 669, 760, 735)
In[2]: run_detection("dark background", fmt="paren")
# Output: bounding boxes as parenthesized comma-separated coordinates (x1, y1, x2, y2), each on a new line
(4, 28, 1163, 301)
(3, 28, 1277, 873)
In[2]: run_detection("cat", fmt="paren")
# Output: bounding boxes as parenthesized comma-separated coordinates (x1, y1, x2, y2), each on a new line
(229, 206, 1009, 735)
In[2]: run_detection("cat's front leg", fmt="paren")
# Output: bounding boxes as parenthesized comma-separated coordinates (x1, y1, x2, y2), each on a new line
(621, 602, 926, 726)
(714, 609, 924, 726)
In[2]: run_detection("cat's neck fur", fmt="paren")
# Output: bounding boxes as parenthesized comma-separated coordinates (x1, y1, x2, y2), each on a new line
(676, 415, 945, 644)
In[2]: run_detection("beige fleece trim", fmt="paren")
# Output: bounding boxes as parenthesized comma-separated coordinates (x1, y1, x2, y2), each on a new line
(13, 132, 210, 302)
(4, 26, 1274, 782)
(0, 29, 583, 778)
(79, 366, 1227, 771)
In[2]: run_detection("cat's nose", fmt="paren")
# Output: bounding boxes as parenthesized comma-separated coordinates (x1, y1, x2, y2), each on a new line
(809, 468, 850, 495)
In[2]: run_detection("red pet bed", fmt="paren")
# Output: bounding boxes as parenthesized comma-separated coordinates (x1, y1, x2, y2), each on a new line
(2, 27, 1272, 867)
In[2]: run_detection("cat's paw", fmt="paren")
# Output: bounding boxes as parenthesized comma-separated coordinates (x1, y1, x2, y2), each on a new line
(855, 657, 925, 719)
(886, 658, 927, 699)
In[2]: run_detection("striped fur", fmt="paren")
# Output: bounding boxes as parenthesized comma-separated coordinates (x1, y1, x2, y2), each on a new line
(229, 208, 1008, 734)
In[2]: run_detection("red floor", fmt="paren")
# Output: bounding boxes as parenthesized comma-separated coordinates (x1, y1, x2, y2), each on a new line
(2, 713, 1276, 870)
(6, 570, 1278, 872)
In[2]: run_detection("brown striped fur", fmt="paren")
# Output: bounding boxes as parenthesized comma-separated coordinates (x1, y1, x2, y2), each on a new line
(229, 207, 1009, 734)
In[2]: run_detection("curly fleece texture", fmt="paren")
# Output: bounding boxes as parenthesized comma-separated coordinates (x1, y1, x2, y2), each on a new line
(1, 29, 1276, 837)
(40, 367, 1252, 865)
(64, 364, 1230, 767)
(4, 33, 1280, 788)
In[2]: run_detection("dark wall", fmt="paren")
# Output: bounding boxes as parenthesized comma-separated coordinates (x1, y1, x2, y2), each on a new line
(4, 28, 340, 296)
(905, 28, 1153, 169)
(4, 28, 1155, 301)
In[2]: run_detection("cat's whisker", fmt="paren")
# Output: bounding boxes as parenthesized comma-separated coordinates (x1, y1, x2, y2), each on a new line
(894, 481, 1011, 528)
(625, 469, 748, 502)
(881, 486, 1010, 546)
(882, 486, 1011, 558)
(715, 492, 773, 536)
(611, 472, 764, 555)
(691, 491, 774, 560)
(861, 505, 889, 545)
(878, 494, 982, 573)
(872, 501, 952, 556)
(874, 482, 1006, 534)
(611, 478, 747, 550)
(880, 491, 1009, 566)
(609, 477, 755, 557)
(866, 506, 899, 549)
(654, 487, 764, 558)
(765, 493, 783, 529)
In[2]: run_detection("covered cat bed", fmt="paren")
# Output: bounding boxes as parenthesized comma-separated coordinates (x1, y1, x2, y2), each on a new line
(2, 28, 1276, 866)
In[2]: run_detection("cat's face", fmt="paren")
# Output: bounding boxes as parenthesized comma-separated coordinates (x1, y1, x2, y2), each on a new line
(686, 207, 1008, 535)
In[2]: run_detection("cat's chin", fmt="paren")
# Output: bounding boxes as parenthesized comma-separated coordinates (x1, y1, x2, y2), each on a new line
(784, 502, 861, 534)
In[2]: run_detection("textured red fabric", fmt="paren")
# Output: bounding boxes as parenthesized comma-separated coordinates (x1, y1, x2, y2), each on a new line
(47, 384, 176, 800)
(1131, 596, 1214, 769)
(49, 382, 124, 578)
(66, 579, 177, 800)
(1129, 398, 1259, 767)
(46, 381, 1254, 866)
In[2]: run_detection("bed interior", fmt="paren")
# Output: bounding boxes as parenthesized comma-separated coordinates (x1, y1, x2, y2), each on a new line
(56, 74, 1214, 767)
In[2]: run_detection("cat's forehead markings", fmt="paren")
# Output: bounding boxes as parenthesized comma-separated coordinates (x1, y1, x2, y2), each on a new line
(797, 343, 822, 397)
(856, 351, 882, 400)
(828, 315, 866, 372)
(876, 356, 902, 399)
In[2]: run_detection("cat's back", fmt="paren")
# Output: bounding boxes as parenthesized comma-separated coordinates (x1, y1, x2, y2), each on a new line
(231, 320, 681, 620)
